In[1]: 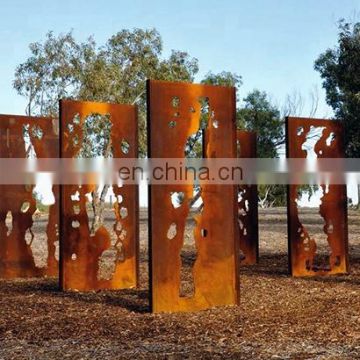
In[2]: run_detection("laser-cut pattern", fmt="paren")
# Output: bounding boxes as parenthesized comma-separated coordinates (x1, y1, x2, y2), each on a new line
(0, 114, 59, 278)
(147, 80, 240, 313)
(60, 100, 138, 291)
(286, 117, 349, 276)
(237, 131, 259, 265)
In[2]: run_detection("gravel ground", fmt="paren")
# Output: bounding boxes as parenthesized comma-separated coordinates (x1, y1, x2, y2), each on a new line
(0, 208, 359, 359)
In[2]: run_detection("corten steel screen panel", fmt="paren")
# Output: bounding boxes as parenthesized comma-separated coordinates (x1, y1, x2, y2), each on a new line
(237, 131, 259, 265)
(60, 99, 139, 291)
(147, 80, 240, 313)
(0, 114, 59, 279)
(286, 117, 349, 277)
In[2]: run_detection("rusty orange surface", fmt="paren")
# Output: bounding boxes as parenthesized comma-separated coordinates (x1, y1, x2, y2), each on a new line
(147, 80, 240, 313)
(237, 130, 259, 265)
(59, 99, 138, 291)
(286, 116, 349, 276)
(0, 114, 59, 279)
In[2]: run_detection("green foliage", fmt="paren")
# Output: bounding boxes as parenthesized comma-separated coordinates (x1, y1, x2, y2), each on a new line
(13, 29, 199, 156)
(13, 31, 92, 116)
(237, 90, 284, 158)
(15, 30, 294, 206)
(258, 185, 287, 208)
(195, 79, 287, 207)
(80, 113, 112, 157)
(297, 184, 319, 202)
(32, 191, 50, 213)
(201, 71, 242, 91)
(237, 90, 286, 206)
(314, 19, 360, 156)
(35, 201, 50, 214)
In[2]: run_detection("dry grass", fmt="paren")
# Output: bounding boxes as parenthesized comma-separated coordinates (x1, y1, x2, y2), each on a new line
(0, 208, 359, 359)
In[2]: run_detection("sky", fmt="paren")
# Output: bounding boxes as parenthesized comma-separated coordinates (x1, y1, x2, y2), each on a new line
(1, 0, 359, 205)
(1, 0, 360, 116)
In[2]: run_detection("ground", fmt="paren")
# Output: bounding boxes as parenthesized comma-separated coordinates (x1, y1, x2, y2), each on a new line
(0, 208, 359, 359)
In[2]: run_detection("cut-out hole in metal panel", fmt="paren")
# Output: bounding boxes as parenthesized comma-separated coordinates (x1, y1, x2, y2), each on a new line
(286, 116, 349, 276)
(60, 99, 139, 291)
(236, 130, 259, 265)
(0, 114, 59, 279)
(147, 80, 240, 313)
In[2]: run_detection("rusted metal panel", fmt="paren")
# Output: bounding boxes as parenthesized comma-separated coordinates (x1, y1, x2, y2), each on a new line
(59, 99, 138, 291)
(147, 80, 240, 313)
(286, 116, 349, 276)
(0, 114, 59, 279)
(237, 130, 259, 265)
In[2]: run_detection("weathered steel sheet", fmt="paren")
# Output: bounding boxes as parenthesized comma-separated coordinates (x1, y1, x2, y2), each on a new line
(286, 116, 349, 276)
(0, 114, 59, 278)
(60, 100, 138, 291)
(147, 80, 240, 313)
(237, 130, 259, 265)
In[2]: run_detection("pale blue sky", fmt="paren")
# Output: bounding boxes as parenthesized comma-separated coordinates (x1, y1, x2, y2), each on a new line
(0, 0, 359, 116)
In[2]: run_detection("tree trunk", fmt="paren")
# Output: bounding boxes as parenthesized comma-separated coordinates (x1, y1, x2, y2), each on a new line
(90, 185, 110, 235)
(90, 136, 113, 233)
(258, 186, 271, 209)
